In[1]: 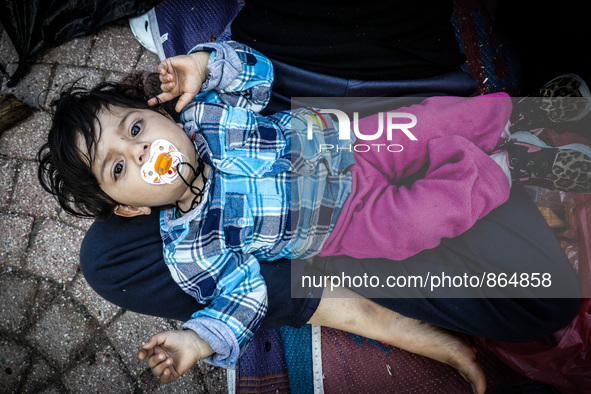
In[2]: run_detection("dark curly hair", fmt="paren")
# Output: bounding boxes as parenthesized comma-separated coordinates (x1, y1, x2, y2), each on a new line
(37, 82, 165, 219)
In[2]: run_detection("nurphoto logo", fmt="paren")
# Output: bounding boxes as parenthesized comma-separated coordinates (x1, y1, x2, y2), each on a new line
(305, 108, 418, 153)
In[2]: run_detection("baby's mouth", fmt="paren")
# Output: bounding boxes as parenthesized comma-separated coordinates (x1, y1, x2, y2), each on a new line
(140, 139, 185, 185)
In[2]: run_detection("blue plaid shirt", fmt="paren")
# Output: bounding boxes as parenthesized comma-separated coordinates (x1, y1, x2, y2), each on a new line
(160, 41, 354, 367)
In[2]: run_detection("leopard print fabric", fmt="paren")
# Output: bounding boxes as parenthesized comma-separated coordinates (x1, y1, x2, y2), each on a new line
(550, 149, 591, 193)
(539, 76, 590, 122)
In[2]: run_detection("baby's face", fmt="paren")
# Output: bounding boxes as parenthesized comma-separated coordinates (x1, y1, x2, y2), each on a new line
(85, 105, 197, 209)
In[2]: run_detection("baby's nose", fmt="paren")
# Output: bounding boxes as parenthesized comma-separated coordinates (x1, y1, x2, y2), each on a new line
(137, 143, 149, 163)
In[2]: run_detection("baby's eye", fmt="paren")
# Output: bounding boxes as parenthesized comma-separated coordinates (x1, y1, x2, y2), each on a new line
(114, 161, 124, 179)
(131, 122, 141, 137)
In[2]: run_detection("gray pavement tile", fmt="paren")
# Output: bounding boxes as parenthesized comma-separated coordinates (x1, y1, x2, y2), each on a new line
(104, 70, 127, 83)
(0, 27, 19, 65)
(0, 274, 38, 332)
(87, 25, 142, 73)
(25, 293, 99, 369)
(106, 311, 173, 378)
(11, 161, 62, 218)
(0, 109, 51, 160)
(138, 360, 227, 394)
(69, 274, 122, 326)
(1, 64, 53, 108)
(63, 344, 136, 393)
(0, 62, 16, 79)
(25, 219, 84, 284)
(47, 65, 105, 107)
(28, 279, 60, 322)
(56, 211, 94, 232)
(0, 158, 18, 209)
(0, 213, 34, 267)
(0, 338, 31, 393)
(198, 362, 228, 393)
(20, 356, 56, 394)
(42, 36, 94, 67)
(135, 48, 160, 73)
(33, 385, 63, 394)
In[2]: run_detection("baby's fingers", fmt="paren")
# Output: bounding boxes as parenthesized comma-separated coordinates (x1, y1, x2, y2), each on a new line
(148, 356, 180, 384)
(137, 348, 153, 361)
(150, 359, 174, 380)
(157, 69, 173, 82)
(142, 331, 174, 351)
(146, 352, 170, 369)
(175, 92, 195, 113)
(159, 367, 179, 384)
(160, 80, 176, 94)
(149, 91, 177, 107)
(157, 61, 172, 77)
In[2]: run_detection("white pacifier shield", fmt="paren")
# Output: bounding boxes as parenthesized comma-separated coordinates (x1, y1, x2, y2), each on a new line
(141, 139, 184, 184)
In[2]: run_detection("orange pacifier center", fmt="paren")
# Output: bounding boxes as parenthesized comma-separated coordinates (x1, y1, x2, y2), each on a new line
(156, 152, 173, 175)
(141, 139, 184, 185)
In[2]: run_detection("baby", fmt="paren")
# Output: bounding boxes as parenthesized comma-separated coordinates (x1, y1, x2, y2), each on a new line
(38, 40, 591, 392)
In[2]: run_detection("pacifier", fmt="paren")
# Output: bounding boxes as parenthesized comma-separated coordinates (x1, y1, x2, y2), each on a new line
(141, 139, 185, 184)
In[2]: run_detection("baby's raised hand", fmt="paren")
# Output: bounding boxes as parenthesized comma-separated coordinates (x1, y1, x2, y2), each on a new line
(137, 329, 213, 383)
(148, 51, 211, 113)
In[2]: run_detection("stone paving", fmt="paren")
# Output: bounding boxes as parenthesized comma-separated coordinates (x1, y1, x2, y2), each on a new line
(0, 20, 227, 393)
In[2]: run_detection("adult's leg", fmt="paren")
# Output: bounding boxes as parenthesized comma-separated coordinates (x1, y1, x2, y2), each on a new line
(83, 190, 576, 394)
(306, 285, 487, 394)
(82, 186, 580, 341)
(304, 185, 581, 342)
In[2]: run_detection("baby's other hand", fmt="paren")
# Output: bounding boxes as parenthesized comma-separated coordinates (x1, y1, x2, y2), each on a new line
(148, 51, 211, 113)
(137, 329, 213, 383)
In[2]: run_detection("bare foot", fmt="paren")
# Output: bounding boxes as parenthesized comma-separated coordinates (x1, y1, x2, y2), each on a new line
(384, 312, 485, 394)
(308, 287, 486, 393)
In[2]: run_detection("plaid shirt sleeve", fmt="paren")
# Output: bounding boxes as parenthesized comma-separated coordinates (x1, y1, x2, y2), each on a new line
(187, 40, 274, 113)
(163, 233, 268, 368)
